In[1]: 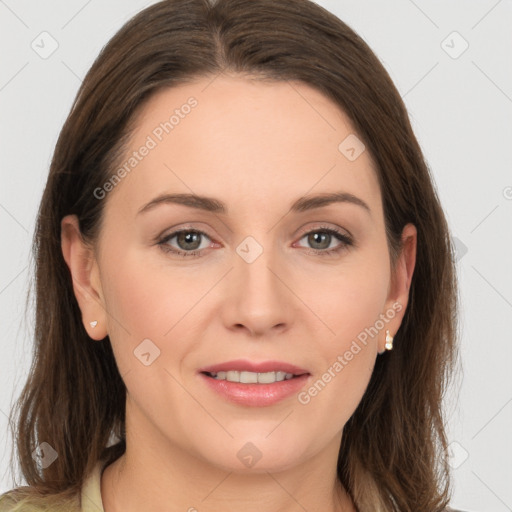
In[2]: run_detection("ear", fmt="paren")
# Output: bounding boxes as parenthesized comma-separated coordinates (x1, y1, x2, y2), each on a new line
(378, 223, 417, 354)
(60, 215, 108, 340)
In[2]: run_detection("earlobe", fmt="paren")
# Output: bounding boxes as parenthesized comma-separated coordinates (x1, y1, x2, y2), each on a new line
(378, 223, 417, 354)
(60, 215, 108, 341)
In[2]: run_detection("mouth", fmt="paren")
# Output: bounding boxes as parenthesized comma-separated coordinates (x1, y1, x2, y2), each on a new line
(198, 359, 310, 382)
(197, 359, 311, 407)
(201, 370, 306, 384)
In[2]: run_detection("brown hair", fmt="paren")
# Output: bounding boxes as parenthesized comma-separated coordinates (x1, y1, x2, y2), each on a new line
(1, 0, 460, 510)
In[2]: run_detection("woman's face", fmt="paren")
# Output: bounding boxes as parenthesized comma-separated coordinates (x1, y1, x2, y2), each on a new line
(64, 74, 415, 474)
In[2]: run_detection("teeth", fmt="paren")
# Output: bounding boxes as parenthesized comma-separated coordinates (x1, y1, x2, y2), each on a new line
(240, 371, 258, 383)
(226, 370, 239, 382)
(208, 370, 296, 383)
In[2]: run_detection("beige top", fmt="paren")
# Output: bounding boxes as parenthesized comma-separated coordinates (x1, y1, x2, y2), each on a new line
(0, 460, 106, 512)
(0, 463, 470, 511)
(80, 460, 106, 512)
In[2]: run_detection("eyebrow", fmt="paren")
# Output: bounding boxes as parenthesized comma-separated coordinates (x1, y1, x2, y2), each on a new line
(137, 191, 371, 216)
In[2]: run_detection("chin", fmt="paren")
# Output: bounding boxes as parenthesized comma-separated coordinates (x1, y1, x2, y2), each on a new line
(197, 432, 311, 473)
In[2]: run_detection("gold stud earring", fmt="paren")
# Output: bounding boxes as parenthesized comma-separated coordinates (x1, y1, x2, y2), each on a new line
(385, 330, 394, 350)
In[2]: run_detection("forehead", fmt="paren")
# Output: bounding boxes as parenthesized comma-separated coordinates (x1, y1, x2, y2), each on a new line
(105, 74, 382, 220)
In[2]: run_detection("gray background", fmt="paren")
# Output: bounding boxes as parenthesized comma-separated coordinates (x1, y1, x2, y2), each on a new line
(1, 1, 511, 511)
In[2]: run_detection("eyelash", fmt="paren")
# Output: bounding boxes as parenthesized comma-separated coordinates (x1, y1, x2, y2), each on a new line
(157, 225, 354, 258)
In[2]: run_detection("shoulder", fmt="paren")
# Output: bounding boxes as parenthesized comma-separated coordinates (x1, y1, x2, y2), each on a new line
(0, 490, 39, 512)
(0, 459, 106, 512)
(0, 489, 80, 512)
(0, 491, 40, 512)
(0, 492, 18, 512)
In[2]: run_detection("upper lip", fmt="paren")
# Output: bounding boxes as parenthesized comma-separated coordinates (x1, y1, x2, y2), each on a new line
(199, 359, 310, 375)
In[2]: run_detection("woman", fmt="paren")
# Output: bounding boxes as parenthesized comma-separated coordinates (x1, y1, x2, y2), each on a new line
(0, 0, 461, 510)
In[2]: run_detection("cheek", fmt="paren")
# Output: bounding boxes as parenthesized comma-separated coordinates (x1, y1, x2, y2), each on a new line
(294, 258, 388, 410)
(296, 255, 390, 346)
(296, 345, 376, 446)
(295, 272, 386, 436)
(102, 247, 206, 336)
(99, 243, 221, 378)
(98, 250, 174, 372)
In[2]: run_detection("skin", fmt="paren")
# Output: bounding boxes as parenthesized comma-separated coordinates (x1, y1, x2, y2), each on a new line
(61, 74, 416, 512)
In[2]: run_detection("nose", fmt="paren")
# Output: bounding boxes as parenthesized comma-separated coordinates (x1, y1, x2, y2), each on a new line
(220, 241, 295, 338)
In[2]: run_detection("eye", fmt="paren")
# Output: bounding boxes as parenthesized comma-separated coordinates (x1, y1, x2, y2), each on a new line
(156, 225, 354, 259)
(295, 226, 353, 256)
(158, 229, 213, 257)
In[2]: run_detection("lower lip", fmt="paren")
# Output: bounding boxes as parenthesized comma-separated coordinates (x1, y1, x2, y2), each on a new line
(199, 372, 311, 407)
